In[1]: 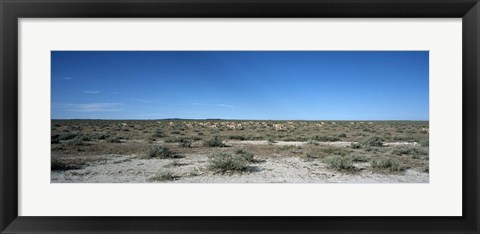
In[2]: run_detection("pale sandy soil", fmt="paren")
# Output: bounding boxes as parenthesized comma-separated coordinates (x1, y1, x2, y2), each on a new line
(52, 141, 429, 184)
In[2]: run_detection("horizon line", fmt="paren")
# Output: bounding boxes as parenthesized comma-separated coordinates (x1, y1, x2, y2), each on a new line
(51, 118, 429, 121)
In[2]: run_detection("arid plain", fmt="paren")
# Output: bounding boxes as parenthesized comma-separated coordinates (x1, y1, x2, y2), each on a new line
(51, 120, 429, 183)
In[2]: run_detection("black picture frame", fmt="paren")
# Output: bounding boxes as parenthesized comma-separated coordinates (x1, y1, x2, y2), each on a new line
(1, 0, 479, 233)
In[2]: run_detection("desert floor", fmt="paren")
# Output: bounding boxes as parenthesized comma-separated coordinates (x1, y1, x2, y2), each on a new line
(51, 120, 429, 183)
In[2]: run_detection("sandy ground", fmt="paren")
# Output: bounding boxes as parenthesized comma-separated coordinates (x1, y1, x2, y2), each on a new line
(52, 147, 429, 184)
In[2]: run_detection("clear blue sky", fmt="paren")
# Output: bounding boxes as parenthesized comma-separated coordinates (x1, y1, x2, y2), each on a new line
(51, 51, 429, 120)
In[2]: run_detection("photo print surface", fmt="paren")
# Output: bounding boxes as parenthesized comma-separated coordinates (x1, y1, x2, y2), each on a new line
(51, 51, 429, 183)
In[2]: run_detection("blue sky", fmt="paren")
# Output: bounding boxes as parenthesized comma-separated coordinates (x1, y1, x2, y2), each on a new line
(51, 51, 428, 120)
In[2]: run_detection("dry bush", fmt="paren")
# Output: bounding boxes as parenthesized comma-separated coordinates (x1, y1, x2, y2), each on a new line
(145, 145, 176, 159)
(208, 152, 249, 173)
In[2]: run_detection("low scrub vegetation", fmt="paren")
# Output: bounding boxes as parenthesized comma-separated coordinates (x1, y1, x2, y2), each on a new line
(152, 128, 165, 138)
(277, 145, 303, 152)
(362, 136, 384, 147)
(227, 135, 263, 141)
(267, 136, 276, 143)
(351, 155, 369, 162)
(208, 152, 249, 173)
(51, 134, 60, 144)
(370, 158, 402, 172)
(59, 132, 78, 141)
(66, 137, 85, 146)
(234, 149, 255, 162)
(147, 135, 157, 142)
(228, 135, 247, 140)
(165, 136, 192, 147)
(51, 120, 429, 182)
(324, 156, 356, 171)
(145, 145, 176, 159)
(311, 135, 340, 142)
(350, 143, 362, 149)
(149, 170, 177, 181)
(392, 146, 428, 156)
(106, 135, 121, 143)
(305, 152, 320, 159)
(320, 146, 350, 156)
(282, 136, 309, 142)
(164, 136, 188, 142)
(95, 133, 109, 140)
(203, 136, 226, 147)
(51, 156, 81, 171)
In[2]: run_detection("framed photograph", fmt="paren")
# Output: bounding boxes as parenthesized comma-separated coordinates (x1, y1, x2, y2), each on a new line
(1, 0, 478, 233)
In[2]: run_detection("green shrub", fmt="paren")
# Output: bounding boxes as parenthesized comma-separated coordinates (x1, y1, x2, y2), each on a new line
(146, 145, 176, 159)
(79, 134, 91, 141)
(363, 145, 379, 152)
(311, 135, 340, 142)
(321, 146, 349, 156)
(96, 133, 109, 140)
(152, 128, 165, 138)
(350, 143, 361, 149)
(208, 152, 249, 173)
(164, 136, 188, 143)
(422, 165, 429, 173)
(371, 158, 401, 172)
(324, 156, 355, 171)
(392, 146, 428, 156)
(147, 135, 156, 142)
(351, 155, 369, 162)
(277, 145, 302, 151)
(234, 149, 255, 162)
(287, 137, 309, 142)
(228, 135, 246, 140)
(51, 157, 68, 170)
(338, 133, 347, 138)
(180, 140, 192, 148)
(66, 137, 85, 146)
(352, 132, 368, 137)
(190, 136, 202, 141)
(165, 136, 192, 147)
(107, 136, 121, 143)
(420, 139, 429, 146)
(203, 136, 226, 147)
(51, 134, 60, 144)
(51, 156, 80, 171)
(267, 136, 276, 143)
(59, 132, 78, 141)
(362, 136, 384, 147)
